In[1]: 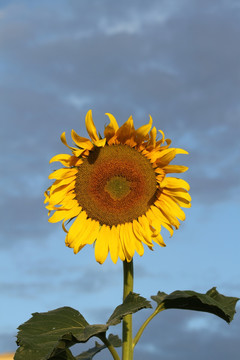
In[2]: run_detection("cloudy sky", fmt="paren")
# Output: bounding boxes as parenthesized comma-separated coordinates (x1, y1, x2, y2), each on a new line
(1, 0, 240, 358)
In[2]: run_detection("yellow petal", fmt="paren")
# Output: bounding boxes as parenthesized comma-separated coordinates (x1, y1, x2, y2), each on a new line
(155, 198, 181, 228)
(159, 139, 172, 151)
(49, 168, 78, 180)
(60, 132, 77, 151)
(146, 147, 174, 163)
(176, 148, 188, 155)
(150, 205, 174, 236)
(116, 115, 135, 144)
(132, 219, 153, 247)
(73, 241, 86, 254)
(155, 149, 176, 166)
(85, 109, 99, 142)
(57, 197, 79, 210)
(72, 148, 86, 157)
(156, 129, 165, 146)
(62, 221, 68, 233)
(135, 237, 144, 256)
(137, 216, 153, 246)
(173, 197, 191, 208)
(120, 223, 135, 261)
(161, 177, 190, 191)
(163, 165, 188, 174)
(48, 204, 81, 223)
(67, 211, 88, 246)
(146, 207, 163, 232)
(95, 225, 110, 264)
(48, 185, 74, 206)
(92, 138, 106, 147)
(134, 115, 152, 144)
(50, 181, 75, 196)
(49, 154, 83, 167)
(50, 154, 71, 165)
(149, 224, 160, 237)
(116, 224, 125, 261)
(78, 219, 100, 246)
(162, 188, 191, 208)
(104, 113, 119, 141)
(44, 187, 51, 203)
(71, 130, 93, 150)
(46, 193, 76, 210)
(84, 110, 107, 147)
(109, 225, 120, 264)
(50, 176, 76, 193)
(152, 233, 166, 247)
(148, 126, 157, 149)
(158, 193, 186, 221)
(163, 188, 191, 202)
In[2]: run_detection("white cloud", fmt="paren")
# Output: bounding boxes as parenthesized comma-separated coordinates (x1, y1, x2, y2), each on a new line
(64, 94, 92, 109)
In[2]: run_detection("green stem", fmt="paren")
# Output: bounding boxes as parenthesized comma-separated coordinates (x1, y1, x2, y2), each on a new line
(133, 304, 164, 349)
(122, 260, 134, 360)
(99, 334, 121, 360)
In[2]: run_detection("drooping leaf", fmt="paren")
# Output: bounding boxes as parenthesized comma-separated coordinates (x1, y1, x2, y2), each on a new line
(15, 306, 108, 360)
(75, 334, 121, 360)
(15, 346, 76, 360)
(107, 333, 122, 347)
(75, 342, 105, 360)
(151, 287, 239, 323)
(107, 292, 152, 326)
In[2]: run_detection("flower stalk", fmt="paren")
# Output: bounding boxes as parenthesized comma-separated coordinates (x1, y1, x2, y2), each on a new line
(133, 304, 164, 349)
(122, 260, 134, 360)
(99, 333, 120, 360)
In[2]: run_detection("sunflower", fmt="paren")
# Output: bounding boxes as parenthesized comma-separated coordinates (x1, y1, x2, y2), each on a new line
(45, 110, 191, 264)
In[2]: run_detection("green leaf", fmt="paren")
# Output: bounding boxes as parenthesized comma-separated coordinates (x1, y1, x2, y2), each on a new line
(15, 306, 108, 360)
(15, 347, 76, 360)
(151, 287, 239, 323)
(75, 334, 121, 360)
(107, 292, 152, 326)
(75, 342, 105, 360)
(48, 348, 76, 360)
(107, 334, 122, 347)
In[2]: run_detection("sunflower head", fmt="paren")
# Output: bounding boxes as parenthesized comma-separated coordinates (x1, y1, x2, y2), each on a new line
(45, 110, 191, 264)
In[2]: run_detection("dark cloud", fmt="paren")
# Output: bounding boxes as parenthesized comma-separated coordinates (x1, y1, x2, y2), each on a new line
(0, 192, 55, 247)
(0, 262, 122, 299)
(1, 2, 239, 156)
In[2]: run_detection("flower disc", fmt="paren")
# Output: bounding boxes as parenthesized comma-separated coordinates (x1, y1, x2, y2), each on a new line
(75, 145, 157, 226)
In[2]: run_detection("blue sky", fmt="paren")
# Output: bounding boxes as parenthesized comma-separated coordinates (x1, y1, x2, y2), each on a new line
(0, 0, 240, 358)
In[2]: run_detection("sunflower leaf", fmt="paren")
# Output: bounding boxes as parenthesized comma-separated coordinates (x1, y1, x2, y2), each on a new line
(75, 342, 105, 360)
(14, 346, 77, 360)
(14, 306, 108, 360)
(107, 292, 152, 326)
(47, 348, 77, 360)
(151, 287, 239, 323)
(75, 335, 121, 360)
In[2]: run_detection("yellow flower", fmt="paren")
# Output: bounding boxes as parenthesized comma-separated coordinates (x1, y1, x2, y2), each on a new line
(45, 110, 191, 264)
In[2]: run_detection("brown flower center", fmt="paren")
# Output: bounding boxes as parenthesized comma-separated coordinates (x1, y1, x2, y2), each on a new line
(75, 144, 157, 226)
